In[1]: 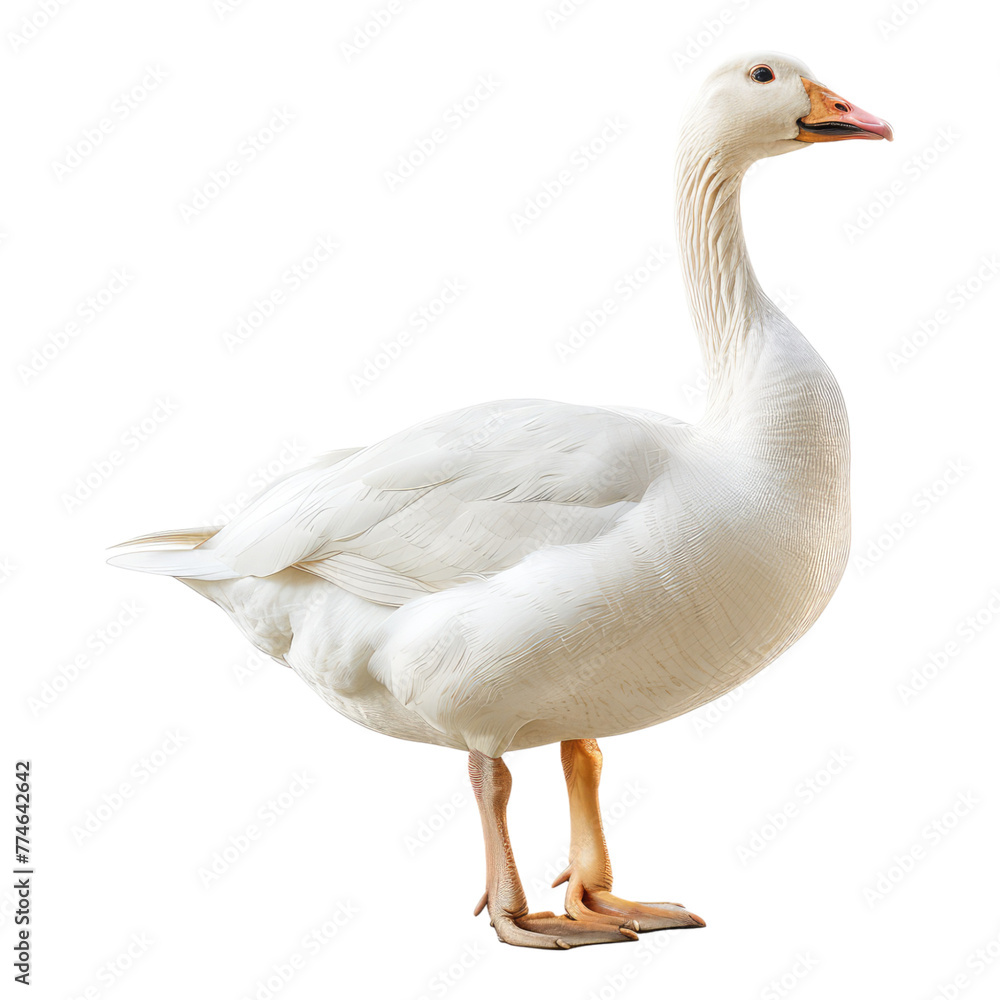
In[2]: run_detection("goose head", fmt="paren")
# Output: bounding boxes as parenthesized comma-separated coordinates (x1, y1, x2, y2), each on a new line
(684, 53, 893, 168)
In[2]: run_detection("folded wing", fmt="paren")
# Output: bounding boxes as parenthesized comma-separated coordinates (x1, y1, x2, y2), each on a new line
(202, 399, 684, 605)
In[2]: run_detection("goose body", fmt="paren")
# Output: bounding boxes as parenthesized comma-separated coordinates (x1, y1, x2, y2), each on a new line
(111, 54, 891, 947)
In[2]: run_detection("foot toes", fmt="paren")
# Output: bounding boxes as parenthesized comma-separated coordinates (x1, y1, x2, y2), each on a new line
(631, 907, 705, 931)
(582, 890, 707, 931)
(477, 886, 700, 948)
(518, 912, 638, 945)
(491, 914, 567, 950)
(485, 908, 639, 949)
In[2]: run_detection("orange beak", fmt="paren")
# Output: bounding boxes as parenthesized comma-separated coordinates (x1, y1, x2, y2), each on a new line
(796, 77, 893, 142)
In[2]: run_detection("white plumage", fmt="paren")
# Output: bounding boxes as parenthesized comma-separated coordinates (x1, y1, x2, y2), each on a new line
(111, 56, 881, 795)
(110, 53, 894, 947)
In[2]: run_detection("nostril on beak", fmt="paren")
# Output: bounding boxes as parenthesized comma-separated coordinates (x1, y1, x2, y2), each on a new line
(833, 102, 850, 112)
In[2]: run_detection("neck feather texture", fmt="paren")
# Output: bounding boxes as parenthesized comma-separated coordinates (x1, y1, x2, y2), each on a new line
(675, 139, 778, 415)
(674, 135, 849, 483)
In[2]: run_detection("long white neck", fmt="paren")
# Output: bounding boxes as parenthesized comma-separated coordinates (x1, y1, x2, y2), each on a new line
(675, 140, 777, 415)
(675, 134, 849, 473)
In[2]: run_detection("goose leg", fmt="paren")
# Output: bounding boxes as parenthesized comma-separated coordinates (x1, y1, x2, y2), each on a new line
(552, 738, 706, 932)
(468, 750, 638, 948)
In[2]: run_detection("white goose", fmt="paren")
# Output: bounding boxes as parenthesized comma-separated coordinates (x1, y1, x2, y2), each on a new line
(111, 54, 891, 949)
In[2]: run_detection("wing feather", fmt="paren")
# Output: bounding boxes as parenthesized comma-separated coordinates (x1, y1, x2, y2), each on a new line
(203, 399, 686, 604)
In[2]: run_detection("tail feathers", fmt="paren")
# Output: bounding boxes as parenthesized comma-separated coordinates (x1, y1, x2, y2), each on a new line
(107, 526, 220, 550)
(107, 526, 238, 580)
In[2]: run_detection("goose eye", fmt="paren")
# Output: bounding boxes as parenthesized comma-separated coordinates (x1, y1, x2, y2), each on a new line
(750, 65, 774, 84)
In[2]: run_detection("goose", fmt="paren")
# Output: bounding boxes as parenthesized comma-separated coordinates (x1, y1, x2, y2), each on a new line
(110, 53, 892, 949)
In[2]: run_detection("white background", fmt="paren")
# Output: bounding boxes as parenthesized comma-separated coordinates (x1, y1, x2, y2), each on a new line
(4, 0, 999, 997)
